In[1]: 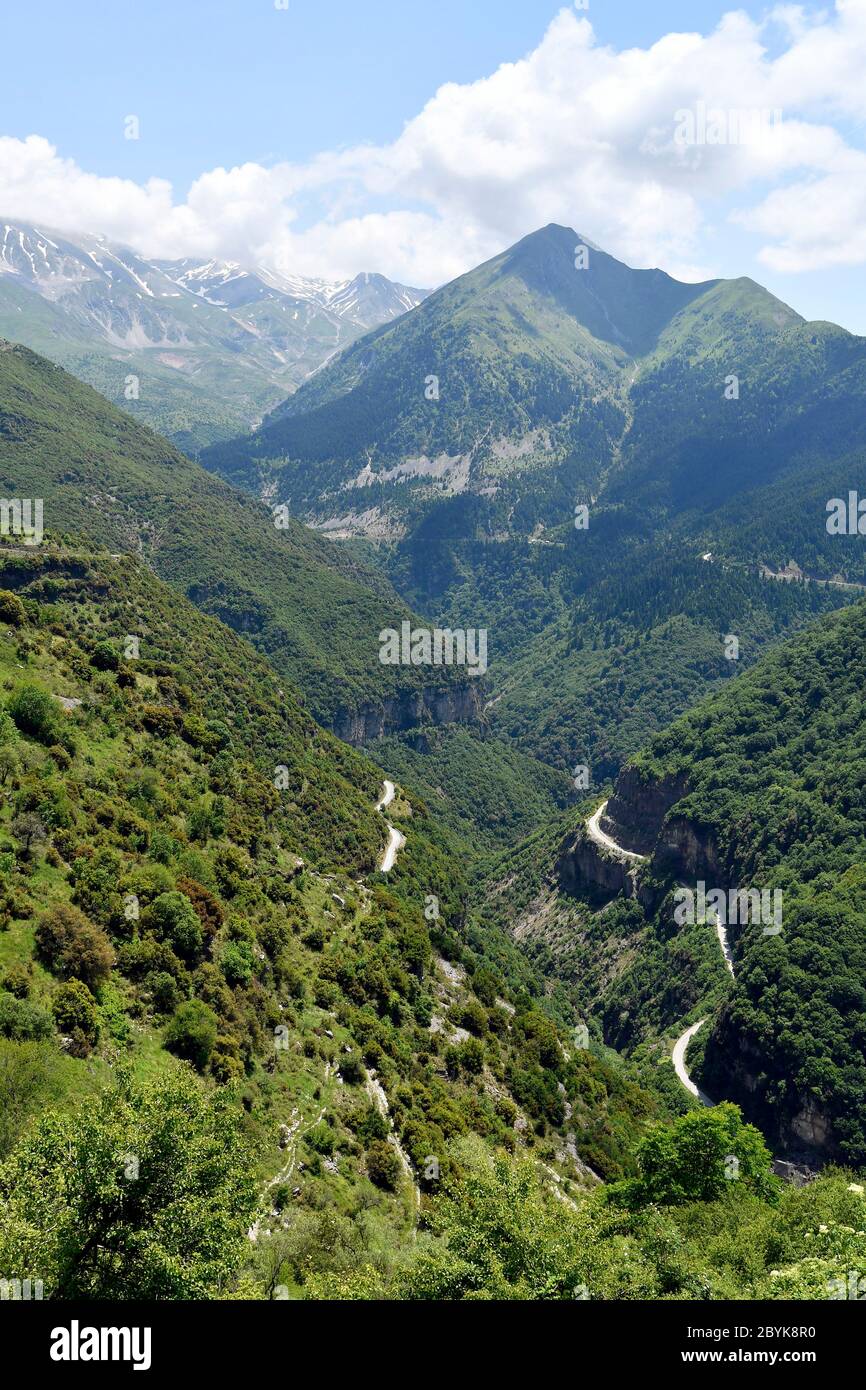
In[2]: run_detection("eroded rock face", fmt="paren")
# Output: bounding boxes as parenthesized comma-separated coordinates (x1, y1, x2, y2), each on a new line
(329, 679, 484, 745)
(787, 1100, 831, 1152)
(603, 767, 689, 855)
(556, 830, 640, 905)
(653, 816, 722, 881)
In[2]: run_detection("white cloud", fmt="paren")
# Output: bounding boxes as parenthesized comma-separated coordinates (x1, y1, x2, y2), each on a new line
(2, 4, 866, 284)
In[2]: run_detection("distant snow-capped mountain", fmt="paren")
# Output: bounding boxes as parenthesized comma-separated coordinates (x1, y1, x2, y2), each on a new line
(0, 220, 428, 449)
(154, 254, 425, 327)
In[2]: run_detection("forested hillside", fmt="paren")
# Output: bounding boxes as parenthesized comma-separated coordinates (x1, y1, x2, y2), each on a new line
(0, 341, 480, 740)
(484, 595, 866, 1169)
(201, 226, 866, 842)
(625, 597, 866, 1165)
(0, 548, 667, 1297)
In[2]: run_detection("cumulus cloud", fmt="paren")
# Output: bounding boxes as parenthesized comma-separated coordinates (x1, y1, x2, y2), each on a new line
(2, 3, 866, 283)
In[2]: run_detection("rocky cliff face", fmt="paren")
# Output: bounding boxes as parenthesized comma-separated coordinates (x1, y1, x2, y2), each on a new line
(328, 679, 485, 746)
(602, 767, 689, 854)
(702, 1009, 833, 1163)
(602, 763, 723, 885)
(556, 829, 641, 906)
(652, 815, 723, 881)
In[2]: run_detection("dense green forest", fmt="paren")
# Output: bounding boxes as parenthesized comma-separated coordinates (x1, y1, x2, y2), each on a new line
(483, 594, 866, 1170)
(627, 597, 866, 1165)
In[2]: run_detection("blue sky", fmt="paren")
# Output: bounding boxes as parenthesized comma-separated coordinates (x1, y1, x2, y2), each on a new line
(1, 1, 781, 186)
(2, 0, 866, 330)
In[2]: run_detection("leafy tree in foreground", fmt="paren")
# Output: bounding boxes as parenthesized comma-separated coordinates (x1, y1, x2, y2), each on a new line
(612, 1102, 779, 1208)
(396, 1136, 598, 1300)
(0, 1069, 257, 1299)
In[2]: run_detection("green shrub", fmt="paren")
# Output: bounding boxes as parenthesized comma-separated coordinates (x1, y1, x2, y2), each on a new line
(219, 940, 254, 987)
(0, 990, 53, 1041)
(8, 683, 70, 750)
(612, 1103, 779, 1208)
(35, 903, 114, 991)
(339, 1054, 364, 1085)
(90, 641, 119, 672)
(52, 979, 99, 1055)
(307, 1122, 337, 1156)
(0, 962, 31, 999)
(0, 591, 26, 627)
(366, 1139, 401, 1191)
(143, 892, 204, 963)
(145, 971, 181, 1014)
(354, 1104, 389, 1144)
(164, 999, 219, 1072)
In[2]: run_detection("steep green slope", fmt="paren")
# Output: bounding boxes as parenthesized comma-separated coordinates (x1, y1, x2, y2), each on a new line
(486, 596, 866, 1167)
(479, 532, 854, 779)
(623, 598, 866, 1164)
(369, 724, 573, 854)
(0, 549, 667, 1299)
(0, 340, 479, 738)
(201, 224, 684, 526)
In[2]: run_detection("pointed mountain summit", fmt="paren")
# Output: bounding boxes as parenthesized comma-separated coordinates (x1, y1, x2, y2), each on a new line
(479, 222, 715, 354)
(201, 222, 831, 541)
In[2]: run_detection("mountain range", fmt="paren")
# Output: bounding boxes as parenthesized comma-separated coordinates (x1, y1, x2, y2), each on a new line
(0, 220, 427, 450)
(3, 217, 866, 1302)
(199, 223, 865, 829)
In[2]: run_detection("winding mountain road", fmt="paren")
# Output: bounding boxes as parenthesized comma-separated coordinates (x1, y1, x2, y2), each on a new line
(376, 779, 406, 873)
(586, 798, 733, 1105)
(375, 780, 396, 812)
(586, 800, 647, 864)
(671, 1020, 714, 1107)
